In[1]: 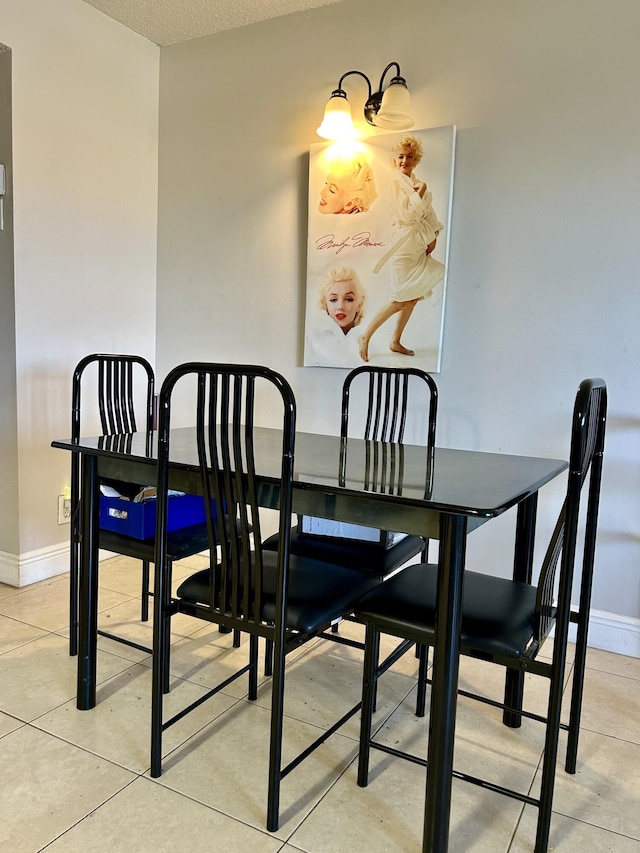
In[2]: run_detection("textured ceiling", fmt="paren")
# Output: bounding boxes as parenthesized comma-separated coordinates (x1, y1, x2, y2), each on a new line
(81, 0, 346, 45)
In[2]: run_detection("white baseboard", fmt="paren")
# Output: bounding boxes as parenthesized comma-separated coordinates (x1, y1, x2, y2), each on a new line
(2, 545, 639, 660)
(0, 543, 70, 587)
(0, 543, 118, 588)
(585, 609, 640, 659)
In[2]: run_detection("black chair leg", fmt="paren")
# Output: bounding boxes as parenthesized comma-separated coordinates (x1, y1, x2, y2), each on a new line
(151, 615, 166, 778)
(358, 624, 380, 787)
(218, 625, 241, 646)
(266, 637, 286, 832)
(415, 538, 430, 665)
(415, 643, 429, 717)
(566, 611, 589, 773)
(141, 560, 150, 622)
(248, 634, 259, 700)
(162, 611, 171, 694)
(534, 658, 566, 852)
(566, 526, 597, 774)
(503, 670, 525, 728)
(69, 539, 79, 657)
(264, 638, 274, 677)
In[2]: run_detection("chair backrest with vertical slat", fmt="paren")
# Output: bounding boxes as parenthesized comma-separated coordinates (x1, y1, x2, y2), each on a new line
(70, 353, 155, 525)
(155, 363, 296, 627)
(534, 378, 607, 643)
(340, 365, 437, 446)
(72, 353, 155, 441)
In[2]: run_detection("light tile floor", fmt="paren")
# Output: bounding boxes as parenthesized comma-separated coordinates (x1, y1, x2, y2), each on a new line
(1, 554, 639, 852)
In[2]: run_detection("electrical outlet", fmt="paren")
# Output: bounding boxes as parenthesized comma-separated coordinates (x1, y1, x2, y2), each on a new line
(58, 495, 71, 525)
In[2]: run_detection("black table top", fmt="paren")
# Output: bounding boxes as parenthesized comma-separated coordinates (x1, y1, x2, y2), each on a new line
(53, 426, 567, 522)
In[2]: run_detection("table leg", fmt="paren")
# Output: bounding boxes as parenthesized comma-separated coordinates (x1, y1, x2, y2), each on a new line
(77, 453, 99, 710)
(503, 492, 538, 727)
(423, 513, 467, 853)
(69, 451, 80, 657)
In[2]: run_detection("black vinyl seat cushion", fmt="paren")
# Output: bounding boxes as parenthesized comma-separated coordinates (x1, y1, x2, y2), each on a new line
(100, 522, 210, 563)
(100, 514, 246, 563)
(177, 551, 381, 635)
(355, 564, 540, 660)
(262, 526, 425, 579)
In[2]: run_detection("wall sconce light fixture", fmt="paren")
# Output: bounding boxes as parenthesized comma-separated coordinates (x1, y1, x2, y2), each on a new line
(317, 62, 414, 140)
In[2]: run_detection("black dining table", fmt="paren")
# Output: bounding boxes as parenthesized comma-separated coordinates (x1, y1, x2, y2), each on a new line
(52, 426, 567, 852)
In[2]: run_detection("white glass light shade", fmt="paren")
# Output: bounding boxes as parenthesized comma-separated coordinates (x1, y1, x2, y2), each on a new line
(317, 95, 356, 140)
(374, 81, 414, 130)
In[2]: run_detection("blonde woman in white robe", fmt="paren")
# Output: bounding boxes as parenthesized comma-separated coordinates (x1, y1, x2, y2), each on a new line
(358, 136, 444, 362)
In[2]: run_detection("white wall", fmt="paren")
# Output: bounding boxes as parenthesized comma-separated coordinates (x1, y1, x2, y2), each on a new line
(0, 0, 159, 583)
(0, 45, 18, 556)
(156, 0, 640, 653)
(0, 0, 637, 654)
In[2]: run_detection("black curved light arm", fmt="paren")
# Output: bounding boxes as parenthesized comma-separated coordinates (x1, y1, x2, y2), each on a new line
(330, 62, 408, 126)
(376, 62, 402, 93)
(336, 69, 373, 99)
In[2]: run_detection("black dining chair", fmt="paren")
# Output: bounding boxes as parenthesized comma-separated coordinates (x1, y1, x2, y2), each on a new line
(261, 365, 437, 685)
(69, 353, 155, 656)
(69, 353, 215, 663)
(263, 365, 437, 580)
(354, 377, 607, 853)
(149, 362, 380, 832)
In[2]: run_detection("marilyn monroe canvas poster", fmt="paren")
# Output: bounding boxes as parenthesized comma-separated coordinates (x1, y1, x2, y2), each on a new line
(304, 125, 456, 371)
